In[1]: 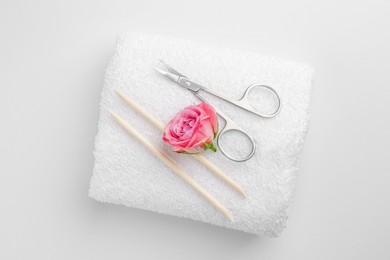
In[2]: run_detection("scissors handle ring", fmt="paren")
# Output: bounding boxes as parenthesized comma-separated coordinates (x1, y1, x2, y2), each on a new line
(239, 84, 282, 118)
(217, 126, 256, 162)
(198, 83, 281, 118)
(195, 92, 257, 162)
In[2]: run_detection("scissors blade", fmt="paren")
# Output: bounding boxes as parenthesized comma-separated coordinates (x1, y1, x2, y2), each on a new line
(158, 60, 186, 77)
(154, 67, 180, 82)
(154, 60, 187, 83)
(155, 60, 203, 92)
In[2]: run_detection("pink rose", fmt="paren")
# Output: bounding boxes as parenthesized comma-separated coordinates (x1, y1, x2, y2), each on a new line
(163, 102, 218, 154)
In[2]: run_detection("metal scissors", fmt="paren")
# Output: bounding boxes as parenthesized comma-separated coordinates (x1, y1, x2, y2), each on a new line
(155, 60, 281, 162)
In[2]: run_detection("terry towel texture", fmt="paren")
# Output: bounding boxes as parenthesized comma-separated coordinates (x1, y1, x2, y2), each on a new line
(89, 32, 314, 236)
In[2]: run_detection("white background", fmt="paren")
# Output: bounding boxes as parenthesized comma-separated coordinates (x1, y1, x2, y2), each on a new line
(1, 0, 389, 259)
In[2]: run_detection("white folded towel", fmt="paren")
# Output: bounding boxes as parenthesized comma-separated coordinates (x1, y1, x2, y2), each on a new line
(89, 32, 314, 236)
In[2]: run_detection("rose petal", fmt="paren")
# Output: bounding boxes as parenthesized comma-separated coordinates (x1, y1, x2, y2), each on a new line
(199, 102, 218, 134)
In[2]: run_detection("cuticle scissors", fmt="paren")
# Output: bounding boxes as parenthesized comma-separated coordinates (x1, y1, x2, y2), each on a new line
(155, 60, 281, 162)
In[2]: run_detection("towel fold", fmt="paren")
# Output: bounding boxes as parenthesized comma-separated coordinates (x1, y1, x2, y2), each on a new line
(89, 32, 314, 236)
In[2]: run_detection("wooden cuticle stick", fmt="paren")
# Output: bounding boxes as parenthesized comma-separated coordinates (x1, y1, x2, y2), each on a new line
(114, 89, 246, 198)
(108, 109, 234, 221)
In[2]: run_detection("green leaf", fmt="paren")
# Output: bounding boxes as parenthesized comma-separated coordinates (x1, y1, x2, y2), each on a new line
(205, 142, 217, 152)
